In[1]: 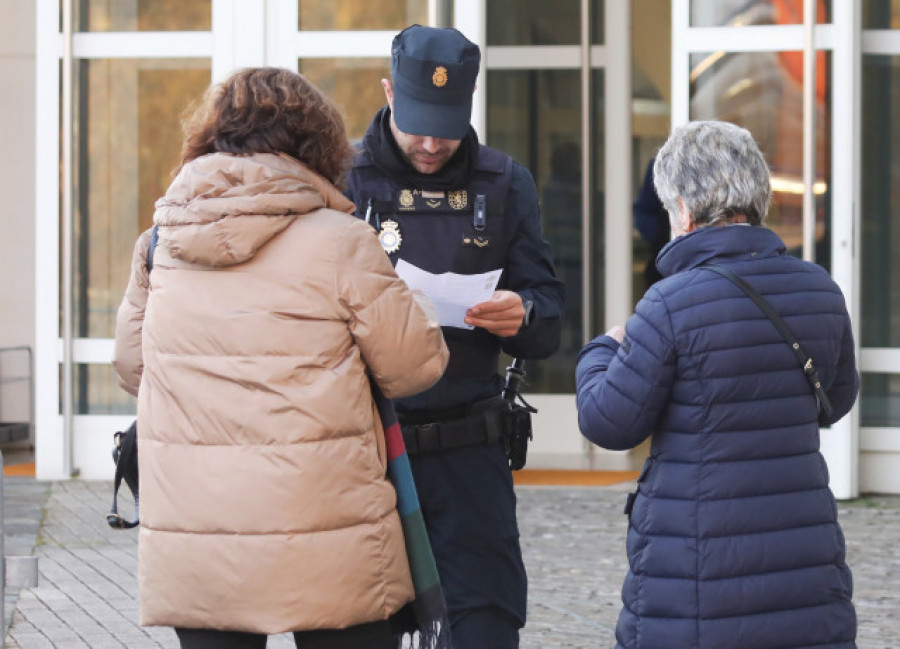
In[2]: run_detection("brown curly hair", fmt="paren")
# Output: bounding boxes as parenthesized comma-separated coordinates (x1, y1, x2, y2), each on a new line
(179, 67, 354, 188)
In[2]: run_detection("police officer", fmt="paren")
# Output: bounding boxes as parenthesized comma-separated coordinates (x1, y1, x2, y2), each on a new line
(346, 25, 564, 649)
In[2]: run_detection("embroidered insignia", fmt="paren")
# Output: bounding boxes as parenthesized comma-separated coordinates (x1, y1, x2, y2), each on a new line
(379, 220, 402, 254)
(432, 66, 448, 88)
(399, 189, 415, 208)
(426, 199, 442, 208)
(448, 190, 468, 210)
(462, 234, 491, 248)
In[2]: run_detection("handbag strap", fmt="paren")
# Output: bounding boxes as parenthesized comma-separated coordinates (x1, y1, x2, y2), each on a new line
(701, 264, 834, 418)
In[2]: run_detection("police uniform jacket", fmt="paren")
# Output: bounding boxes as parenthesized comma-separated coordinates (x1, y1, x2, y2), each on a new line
(112, 152, 449, 634)
(576, 225, 858, 649)
(347, 107, 565, 414)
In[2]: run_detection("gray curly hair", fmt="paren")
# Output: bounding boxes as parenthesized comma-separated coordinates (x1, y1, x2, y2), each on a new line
(653, 121, 771, 227)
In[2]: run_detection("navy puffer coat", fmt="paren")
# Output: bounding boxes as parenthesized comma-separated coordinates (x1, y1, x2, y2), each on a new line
(576, 225, 858, 649)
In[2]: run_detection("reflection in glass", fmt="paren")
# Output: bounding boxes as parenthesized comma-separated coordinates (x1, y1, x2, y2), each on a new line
(863, 0, 900, 28)
(487, 69, 586, 393)
(74, 0, 211, 31)
(861, 55, 900, 348)
(861, 373, 900, 427)
(299, 59, 389, 142)
(298, 0, 427, 31)
(689, 50, 832, 270)
(487, 0, 581, 45)
(690, 0, 830, 27)
(71, 58, 209, 342)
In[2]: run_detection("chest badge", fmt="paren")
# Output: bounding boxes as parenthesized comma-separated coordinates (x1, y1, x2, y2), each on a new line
(379, 220, 402, 254)
(448, 190, 468, 210)
(399, 189, 415, 209)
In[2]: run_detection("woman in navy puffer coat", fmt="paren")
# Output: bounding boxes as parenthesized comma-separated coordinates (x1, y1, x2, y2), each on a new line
(576, 121, 859, 649)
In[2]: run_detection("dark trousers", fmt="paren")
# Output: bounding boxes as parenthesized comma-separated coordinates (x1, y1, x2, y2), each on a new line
(174, 620, 396, 649)
(410, 443, 527, 649)
(451, 607, 520, 649)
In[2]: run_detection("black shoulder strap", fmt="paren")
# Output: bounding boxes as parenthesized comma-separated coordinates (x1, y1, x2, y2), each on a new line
(701, 264, 834, 418)
(146, 225, 159, 272)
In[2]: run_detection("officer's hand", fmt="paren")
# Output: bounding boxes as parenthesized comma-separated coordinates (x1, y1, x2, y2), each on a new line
(465, 291, 525, 337)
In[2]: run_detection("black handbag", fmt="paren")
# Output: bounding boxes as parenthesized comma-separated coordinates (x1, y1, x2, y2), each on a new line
(107, 420, 140, 529)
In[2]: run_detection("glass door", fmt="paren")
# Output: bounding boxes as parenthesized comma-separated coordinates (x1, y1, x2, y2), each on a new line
(36, 0, 214, 479)
(38, 0, 454, 479)
(670, 0, 861, 497)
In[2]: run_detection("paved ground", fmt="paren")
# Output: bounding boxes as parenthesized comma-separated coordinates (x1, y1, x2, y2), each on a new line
(1, 477, 898, 648)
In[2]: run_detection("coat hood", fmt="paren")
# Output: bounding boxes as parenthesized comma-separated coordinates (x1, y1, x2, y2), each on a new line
(656, 224, 787, 277)
(154, 152, 354, 267)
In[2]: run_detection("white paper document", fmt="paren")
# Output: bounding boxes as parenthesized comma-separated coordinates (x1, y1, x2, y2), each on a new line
(395, 259, 503, 330)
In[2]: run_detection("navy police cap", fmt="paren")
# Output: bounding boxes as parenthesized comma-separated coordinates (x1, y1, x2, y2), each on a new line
(391, 24, 480, 140)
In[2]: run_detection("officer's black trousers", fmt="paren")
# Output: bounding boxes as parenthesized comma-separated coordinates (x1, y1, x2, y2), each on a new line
(410, 442, 527, 649)
(174, 620, 395, 649)
(451, 607, 521, 648)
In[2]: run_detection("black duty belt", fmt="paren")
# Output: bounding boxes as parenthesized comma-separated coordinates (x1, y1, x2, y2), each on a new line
(399, 397, 506, 455)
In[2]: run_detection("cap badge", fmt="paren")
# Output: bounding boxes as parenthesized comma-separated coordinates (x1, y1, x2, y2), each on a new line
(379, 220, 402, 254)
(432, 66, 448, 88)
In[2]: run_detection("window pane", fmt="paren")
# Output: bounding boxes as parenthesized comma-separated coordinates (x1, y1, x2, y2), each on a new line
(487, 0, 581, 45)
(861, 373, 900, 427)
(689, 50, 832, 271)
(861, 55, 900, 347)
(863, 0, 900, 28)
(299, 59, 389, 142)
(487, 69, 584, 393)
(74, 0, 211, 31)
(298, 0, 427, 31)
(690, 0, 830, 27)
(75, 364, 134, 415)
(71, 58, 210, 340)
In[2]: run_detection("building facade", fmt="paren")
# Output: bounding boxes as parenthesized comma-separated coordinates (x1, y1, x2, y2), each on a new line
(3, 0, 899, 496)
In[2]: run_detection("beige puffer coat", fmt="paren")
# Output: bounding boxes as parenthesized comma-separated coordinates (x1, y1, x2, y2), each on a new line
(112, 152, 448, 634)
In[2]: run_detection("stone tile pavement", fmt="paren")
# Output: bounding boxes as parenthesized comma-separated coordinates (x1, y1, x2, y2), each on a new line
(2, 477, 898, 648)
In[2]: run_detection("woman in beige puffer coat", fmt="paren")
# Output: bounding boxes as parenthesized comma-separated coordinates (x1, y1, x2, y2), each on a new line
(112, 68, 448, 649)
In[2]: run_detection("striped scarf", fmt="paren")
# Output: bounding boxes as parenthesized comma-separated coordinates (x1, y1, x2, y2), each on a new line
(372, 381, 452, 648)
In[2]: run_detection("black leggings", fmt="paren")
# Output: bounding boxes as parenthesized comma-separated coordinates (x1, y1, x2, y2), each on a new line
(174, 620, 396, 649)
